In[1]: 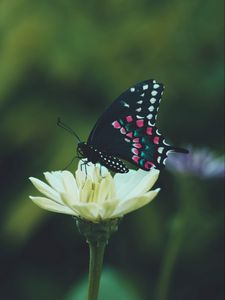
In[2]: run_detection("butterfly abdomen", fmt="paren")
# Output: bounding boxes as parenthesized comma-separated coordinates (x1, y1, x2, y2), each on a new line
(97, 152, 129, 173)
(78, 142, 129, 173)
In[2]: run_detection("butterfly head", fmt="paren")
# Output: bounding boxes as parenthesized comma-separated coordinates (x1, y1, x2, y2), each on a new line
(77, 142, 100, 165)
(77, 142, 89, 159)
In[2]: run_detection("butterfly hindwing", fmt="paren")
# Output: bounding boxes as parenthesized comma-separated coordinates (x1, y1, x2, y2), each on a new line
(111, 115, 172, 170)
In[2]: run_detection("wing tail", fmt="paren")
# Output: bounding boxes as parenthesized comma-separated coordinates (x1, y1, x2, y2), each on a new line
(169, 146, 189, 154)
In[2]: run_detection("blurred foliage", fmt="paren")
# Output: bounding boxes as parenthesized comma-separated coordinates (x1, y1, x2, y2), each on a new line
(0, 0, 224, 299)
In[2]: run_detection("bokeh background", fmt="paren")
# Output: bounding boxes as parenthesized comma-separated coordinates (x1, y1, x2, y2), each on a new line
(0, 0, 224, 300)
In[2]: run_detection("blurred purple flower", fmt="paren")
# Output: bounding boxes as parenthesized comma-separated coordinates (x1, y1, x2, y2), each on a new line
(167, 147, 225, 179)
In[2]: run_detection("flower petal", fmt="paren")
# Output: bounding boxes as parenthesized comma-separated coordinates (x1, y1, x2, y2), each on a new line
(81, 162, 110, 183)
(114, 169, 159, 199)
(114, 169, 148, 198)
(29, 160, 161, 221)
(93, 174, 115, 203)
(79, 178, 93, 202)
(75, 164, 87, 188)
(125, 169, 160, 199)
(44, 171, 64, 193)
(29, 177, 62, 203)
(99, 199, 120, 219)
(111, 188, 160, 218)
(84, 162, 96, 181)
(70, 202, 100, 222)
(61, 171, 79, 206)
(30, 196, 76, 215)
(95, 163, 109, 178)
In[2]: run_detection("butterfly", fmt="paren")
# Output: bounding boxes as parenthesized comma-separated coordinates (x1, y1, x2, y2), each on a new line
(58, 79, 188, 173)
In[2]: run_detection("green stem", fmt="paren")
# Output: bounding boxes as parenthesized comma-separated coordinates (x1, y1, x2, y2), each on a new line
(75, 218, 120, 300)
(88, 241, 106, 300)
(154, 176, 202, 300)
(153, 217, 185, 300)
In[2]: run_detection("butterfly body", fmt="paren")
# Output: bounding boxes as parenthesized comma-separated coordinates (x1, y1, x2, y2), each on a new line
(77, 142, 129, 173)
(77, 79, 188, 173)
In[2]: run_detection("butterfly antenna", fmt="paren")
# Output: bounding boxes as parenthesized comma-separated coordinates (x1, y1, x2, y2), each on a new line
(63, 156, 78, 170)
(57, 118, 81, 142)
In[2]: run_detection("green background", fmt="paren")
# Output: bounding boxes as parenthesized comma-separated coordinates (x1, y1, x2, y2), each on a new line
(0, 0, 224, 299)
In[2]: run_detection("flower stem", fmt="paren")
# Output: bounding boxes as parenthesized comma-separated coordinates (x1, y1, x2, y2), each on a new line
(75, 218, 120, 300)
(154, 177, 203, 300)
(88, 241, 106, 300)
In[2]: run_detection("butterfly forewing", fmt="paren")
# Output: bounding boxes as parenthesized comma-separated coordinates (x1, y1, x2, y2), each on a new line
(86, 79, 185, 172)
(88, 79, 163, 145)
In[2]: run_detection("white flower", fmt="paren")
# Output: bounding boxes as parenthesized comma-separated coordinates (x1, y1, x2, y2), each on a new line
(29, 161, 160, 222)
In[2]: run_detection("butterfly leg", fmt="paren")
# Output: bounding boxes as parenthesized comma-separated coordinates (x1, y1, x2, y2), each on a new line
(80, 161, 85, 172)
(80, 160, 90, 179)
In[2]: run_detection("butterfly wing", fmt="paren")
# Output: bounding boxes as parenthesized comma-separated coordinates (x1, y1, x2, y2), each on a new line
(87, 79, 185, 171)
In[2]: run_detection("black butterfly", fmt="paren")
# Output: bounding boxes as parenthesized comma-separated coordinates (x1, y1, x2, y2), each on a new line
(59, 79, 188, 173)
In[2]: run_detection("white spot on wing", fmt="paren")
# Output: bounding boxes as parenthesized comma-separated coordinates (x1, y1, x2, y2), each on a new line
(143, 84, 148, 90)
(130, 87, 135, 92)
(123, 102, 130, 107)
(163, 158, 167, 165)
(157, 157, 161, 163)
(136, 107, 142, 112)
(156, 129, 161, 135)
(150, 98, 156, 104)
(151, 90, 158, 96)
(163, 139, 170, 146)
(166, 150, 173, 155)
(148, 105, 154, 112)
(137, 100, 143, 104)
(153, 84, 160, 89)
(137, 115, 144, 119)
(147, 114, 153, 119)
(148, 120, 155, 126)
(158, 147, 164, 154)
